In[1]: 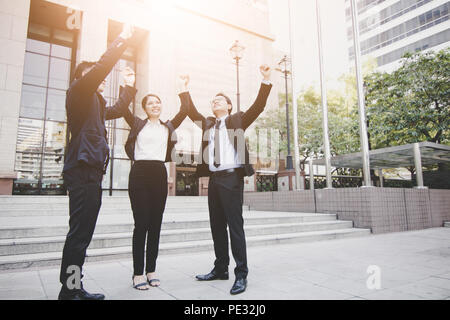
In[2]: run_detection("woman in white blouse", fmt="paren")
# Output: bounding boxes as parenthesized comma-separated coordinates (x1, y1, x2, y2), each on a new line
(123, 77, 189, 290)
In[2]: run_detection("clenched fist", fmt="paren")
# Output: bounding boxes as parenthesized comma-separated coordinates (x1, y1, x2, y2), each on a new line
(119, 23, 135, 40)
(121, 66, 136, 87)
(260, 64, 271, 81)
(176, 74, 190, 93)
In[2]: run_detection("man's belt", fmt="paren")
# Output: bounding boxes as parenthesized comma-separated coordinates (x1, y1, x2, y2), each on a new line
(211, 168, 240, 177)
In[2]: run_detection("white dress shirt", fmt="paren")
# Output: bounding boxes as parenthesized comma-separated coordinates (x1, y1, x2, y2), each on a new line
(208, 81, 272, 172)
(134, 120, 169, 162)
(208, 115, 242, 172)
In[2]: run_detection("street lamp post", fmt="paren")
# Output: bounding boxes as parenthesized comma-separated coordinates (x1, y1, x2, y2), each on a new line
(230, 40, 245, 113)
(276, 55, 294, 170)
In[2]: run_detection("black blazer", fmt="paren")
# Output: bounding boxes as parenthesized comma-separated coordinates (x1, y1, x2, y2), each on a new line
(123, 93, 189, 162)
(186, 83, 273, 177)
(64, 36, 137, 173)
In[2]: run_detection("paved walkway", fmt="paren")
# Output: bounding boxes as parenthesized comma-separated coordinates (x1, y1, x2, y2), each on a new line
(0, 227, 449, 300)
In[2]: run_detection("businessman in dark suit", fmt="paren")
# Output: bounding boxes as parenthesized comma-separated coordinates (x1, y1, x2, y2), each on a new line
(182, 65, 272, 295)
(58, 24, 137, 300)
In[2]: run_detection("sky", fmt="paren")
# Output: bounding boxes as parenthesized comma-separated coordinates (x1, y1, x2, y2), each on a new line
(267, 0, 351, 91)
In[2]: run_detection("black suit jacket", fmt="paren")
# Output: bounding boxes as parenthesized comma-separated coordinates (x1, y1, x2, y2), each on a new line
(186, 83, 272, 177)
(64, 36, 137, 173)
(123, 93, 189, 162)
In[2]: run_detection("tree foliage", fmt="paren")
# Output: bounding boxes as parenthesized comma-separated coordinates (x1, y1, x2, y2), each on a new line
(365, 49, 450, 147)
(254, 49, 449, 173)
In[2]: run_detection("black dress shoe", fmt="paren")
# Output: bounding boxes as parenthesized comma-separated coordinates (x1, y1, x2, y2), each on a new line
(195, 270, 229, 281)
(230, 278, 247, 295)
(58, 287, 105, 300)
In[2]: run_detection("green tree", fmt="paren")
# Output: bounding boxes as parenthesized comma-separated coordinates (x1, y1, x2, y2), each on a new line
(365, 49, 450, 147)
(255, 86, 360, 173)
(254, 50, 449, 178)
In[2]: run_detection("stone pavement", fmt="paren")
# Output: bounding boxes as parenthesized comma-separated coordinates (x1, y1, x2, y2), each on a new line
(0, 227, 449, 300)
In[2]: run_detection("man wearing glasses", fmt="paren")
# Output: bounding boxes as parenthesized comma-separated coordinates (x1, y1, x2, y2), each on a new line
(181, 65, 272, 295)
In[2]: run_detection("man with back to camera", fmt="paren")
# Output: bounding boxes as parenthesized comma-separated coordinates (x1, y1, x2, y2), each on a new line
(58, 24, 137, 300)
(181, 65, 272, 295)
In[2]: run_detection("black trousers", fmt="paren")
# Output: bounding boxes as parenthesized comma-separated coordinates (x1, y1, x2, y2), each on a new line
(60, 163, 103, 289)
(208, 171, 248, 279)
(128, 160, 168, 276)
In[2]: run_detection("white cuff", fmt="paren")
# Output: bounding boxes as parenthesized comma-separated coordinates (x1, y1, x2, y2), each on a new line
(261, 79, 272, 85)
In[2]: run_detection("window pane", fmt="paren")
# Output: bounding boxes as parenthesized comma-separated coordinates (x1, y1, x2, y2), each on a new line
(104, 59, 136, 98)
(26, 39, 50, 55)
(103, 73, 114, 98)
(43, 121, 66, 154)
(113, 129, 131, 158)
(41, 153, 65, 195)
(112, 159, 131, 189)
(12, 179, 40, 195)
(23, 52, 49, 86)
(115, 117, 131, 130)
(105, 119, 114, 131)
(20, 85, 46, 119)
(46, 89, 67, 121)
(16, 118, 44, 153)
(49, 57, 70, 90)
(102, 165, 111, 189)
(51, 44, 71, 59)
(15, 152, 41, 181)
(14, 152, 42, 195)
(28, 23, 51, 39)
(53, 29, 74, 44)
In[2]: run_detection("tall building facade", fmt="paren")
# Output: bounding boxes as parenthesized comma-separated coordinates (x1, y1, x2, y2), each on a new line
(0, 0, 278, 196)
(345, 0, 449, 71)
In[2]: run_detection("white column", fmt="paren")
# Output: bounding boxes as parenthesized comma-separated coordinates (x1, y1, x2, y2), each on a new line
(309, 159, 315, 191)
(0, 0, 31, 194)
(378, 169, 384, 188)
(413, 143, 427, 189)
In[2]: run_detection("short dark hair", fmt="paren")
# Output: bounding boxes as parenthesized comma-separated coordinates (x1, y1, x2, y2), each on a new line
(142, 94, 162, 110)
(73, 61, 96, 81)
(215, 93, 233, 115)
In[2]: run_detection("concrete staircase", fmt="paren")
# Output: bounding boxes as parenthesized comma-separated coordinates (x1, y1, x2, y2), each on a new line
(0, 196, 371, 270)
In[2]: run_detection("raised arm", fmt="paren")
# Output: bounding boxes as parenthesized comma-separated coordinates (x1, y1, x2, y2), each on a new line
(105, 86, 137, 121)
(177, 75, 206, 129)
(241, 65, 273, 130)
(106, 67, 137, 121)
(170, 97, 189, 130)
(71, 24, 135, 96)
(167, 75, 190, 129)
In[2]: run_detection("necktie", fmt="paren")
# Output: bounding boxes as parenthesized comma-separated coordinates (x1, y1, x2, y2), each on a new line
(213, 120, 221, 168)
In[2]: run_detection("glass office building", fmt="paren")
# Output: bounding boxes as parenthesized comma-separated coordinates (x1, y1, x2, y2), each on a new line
(345, 0, 449, 71)
(0, 0, 277, 196)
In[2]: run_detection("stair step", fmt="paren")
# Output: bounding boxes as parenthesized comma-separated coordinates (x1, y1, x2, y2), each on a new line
(0, 194, 369, 271)
(0, 212, 338, 239)
(0, 206, 240, 217)
(0, 220, 353, 256)
(0, 196, 208, 204)
(0, 228, 371, 270)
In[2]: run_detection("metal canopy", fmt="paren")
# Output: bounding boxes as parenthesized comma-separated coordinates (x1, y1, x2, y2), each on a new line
(313, 142, 450, 169)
